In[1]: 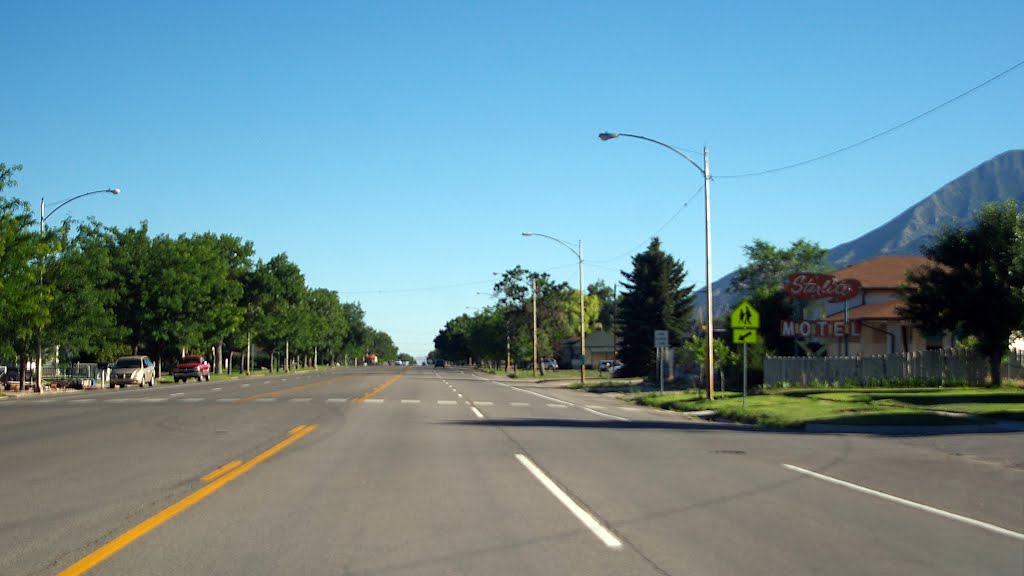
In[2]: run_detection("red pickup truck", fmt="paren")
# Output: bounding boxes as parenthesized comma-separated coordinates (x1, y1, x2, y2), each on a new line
(173, 355, 211, 382)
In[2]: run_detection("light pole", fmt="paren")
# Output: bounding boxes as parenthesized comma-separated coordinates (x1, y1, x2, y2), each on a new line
(599, 131, 716, 400)
(522, 232, 586, 385)
(36, 188, 120, 391)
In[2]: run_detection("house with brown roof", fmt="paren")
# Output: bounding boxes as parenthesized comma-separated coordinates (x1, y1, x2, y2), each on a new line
(809, 256, 952, 356)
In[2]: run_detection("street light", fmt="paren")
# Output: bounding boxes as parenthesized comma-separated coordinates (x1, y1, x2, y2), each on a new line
(35, 188, 120, 391)
(599, 131, 716, 400)
(522, 232, 586, 385)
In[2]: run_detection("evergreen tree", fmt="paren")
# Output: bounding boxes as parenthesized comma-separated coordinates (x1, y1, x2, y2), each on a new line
(617, 238, 695, 377)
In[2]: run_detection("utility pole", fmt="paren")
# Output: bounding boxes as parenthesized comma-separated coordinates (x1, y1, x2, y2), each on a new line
(703, 146, 715, 401)
(532, 277, 539, 378)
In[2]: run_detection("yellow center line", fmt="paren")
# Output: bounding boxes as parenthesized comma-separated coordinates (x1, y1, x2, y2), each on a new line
(353, 371, 406, 403)
(58, 425, 318, 576)
(200, 460, 242, 483)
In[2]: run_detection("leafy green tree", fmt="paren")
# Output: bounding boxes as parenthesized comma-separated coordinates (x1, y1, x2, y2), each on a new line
(729, 238, 831, 354)
(588, 280, 618, 332)
(105, 223, 156, 355)
(47, 220, 128, 361)
(617, 238, 696, 378)
(0, 194, 53, 388)
(492, 267, 576, 366)
(899, 200, 1024, 386)
(249, 254, 308, 370)
(434, 314, 474, 363)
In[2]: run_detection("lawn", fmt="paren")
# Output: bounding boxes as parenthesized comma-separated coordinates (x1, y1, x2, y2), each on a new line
(633, 386, 1024, 428)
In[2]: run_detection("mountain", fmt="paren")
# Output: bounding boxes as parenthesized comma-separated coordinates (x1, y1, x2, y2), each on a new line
(702, 150, 1024, 316)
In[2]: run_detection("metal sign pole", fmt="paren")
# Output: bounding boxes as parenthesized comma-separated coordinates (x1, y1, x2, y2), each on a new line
(742, 343, 748, 409)
(658, 347, 664, 393)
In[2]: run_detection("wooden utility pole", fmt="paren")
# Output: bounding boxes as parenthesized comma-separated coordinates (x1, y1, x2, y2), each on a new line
(532, 277, 539, 378)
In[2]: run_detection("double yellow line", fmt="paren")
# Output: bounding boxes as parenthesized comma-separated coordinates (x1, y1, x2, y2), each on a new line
(59, 425, 318, 576)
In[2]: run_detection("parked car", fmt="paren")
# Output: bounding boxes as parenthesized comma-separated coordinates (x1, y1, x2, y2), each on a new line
(434, 358, 446, 367)
(608, 361, 624, 376)
(173, 355, 211, 382)
(541, 358, 559, 370)
(110, 355, 156, 388)
(599, 360, 614, 372)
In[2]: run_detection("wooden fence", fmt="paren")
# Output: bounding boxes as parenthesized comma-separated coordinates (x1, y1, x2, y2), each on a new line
(764, 349, 988, 387)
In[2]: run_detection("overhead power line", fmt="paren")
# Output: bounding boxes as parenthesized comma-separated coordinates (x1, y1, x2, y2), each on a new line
(717, 56, 1024, 179)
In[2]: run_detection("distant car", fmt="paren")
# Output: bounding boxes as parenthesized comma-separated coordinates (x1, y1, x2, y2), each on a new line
(434, 359, 445, 367)
(599, 360, 614, 372)
(173, 355, 211, 382)
(111, 355, 156, 388)
(608, 361, 624, 376)
(541, 358, 558, 370)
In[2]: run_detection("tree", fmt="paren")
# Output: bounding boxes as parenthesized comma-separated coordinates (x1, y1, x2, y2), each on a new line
(729, 238, 831, 354)
(0, 194, 53, 388)
(588, 280, 618, 332)
(617, 238, 696, 378)
(47, 220, 128, 361)
(899, 200, 1024, 386)
(248, 254, 308, 370)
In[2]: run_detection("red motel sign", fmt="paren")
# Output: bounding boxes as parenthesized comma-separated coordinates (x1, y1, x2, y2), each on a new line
(783, 273, 861, 303)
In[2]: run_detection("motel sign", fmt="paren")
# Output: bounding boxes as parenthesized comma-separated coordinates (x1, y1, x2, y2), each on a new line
(780, 319, 862, 338)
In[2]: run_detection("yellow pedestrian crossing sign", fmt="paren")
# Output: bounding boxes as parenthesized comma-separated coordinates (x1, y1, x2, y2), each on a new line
(733, 329, 758, 344)
(730, 299, 760, 329)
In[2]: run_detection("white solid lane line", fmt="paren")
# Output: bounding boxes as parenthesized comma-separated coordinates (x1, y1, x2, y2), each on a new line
(583, 406, 630, 422)
(515, 454, 622, 549)
(471, 373, 629, 421)
(783, 464, 1024, 542)
(470, 406, 485, 419)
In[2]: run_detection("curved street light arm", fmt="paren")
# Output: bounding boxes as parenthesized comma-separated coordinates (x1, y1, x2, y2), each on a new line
(44, 188, 120, 224)
(521, 231, 581, 259)
(599, 132, 705, 177)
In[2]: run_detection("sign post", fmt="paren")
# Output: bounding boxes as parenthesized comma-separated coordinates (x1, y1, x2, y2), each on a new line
(654, 330, 669, 393)
(730, 300, 760, 408)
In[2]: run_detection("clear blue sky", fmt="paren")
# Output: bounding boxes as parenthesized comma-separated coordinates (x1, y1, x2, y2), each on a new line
(3, 1, 1022, 358)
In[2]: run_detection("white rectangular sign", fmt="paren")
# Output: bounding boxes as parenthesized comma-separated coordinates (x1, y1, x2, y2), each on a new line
(653, 330, 669, 348)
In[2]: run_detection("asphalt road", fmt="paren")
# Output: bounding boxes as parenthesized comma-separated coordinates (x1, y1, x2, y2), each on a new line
(1, 366, 1021, 575)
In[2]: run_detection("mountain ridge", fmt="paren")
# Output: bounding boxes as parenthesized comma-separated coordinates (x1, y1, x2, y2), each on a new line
(703, 149, 1024, 315)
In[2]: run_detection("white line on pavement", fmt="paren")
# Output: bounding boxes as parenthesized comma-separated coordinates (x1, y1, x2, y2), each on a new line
(252, 398, 277, 403)
(141, 398, 167, 403)
(515, 454, 622, 549)
(363, 398, 384, 404)
(510, 402, 530, 407)
(474, 401, 494, 406)
(170, 392, 185, 397)
(326, 398, 348, 403)
(241, 384, 251, 388)
(583, 406, 630, 422)
(546, 403, 569, 409)
(288, 398, 312, 403)
(217, 398, 239, 403)
(178, 398, 205, 403)
(782, 464, 1024, 542)
(470, 406, 484, 419)
(70, 399, 96, 403)
(212, 388, 222, 392)
(401, 399, 421, 404)
(437, 400, 457, 405)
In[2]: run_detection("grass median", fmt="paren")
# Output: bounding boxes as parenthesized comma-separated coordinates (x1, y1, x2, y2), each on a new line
(633, 386, 1024, 428)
